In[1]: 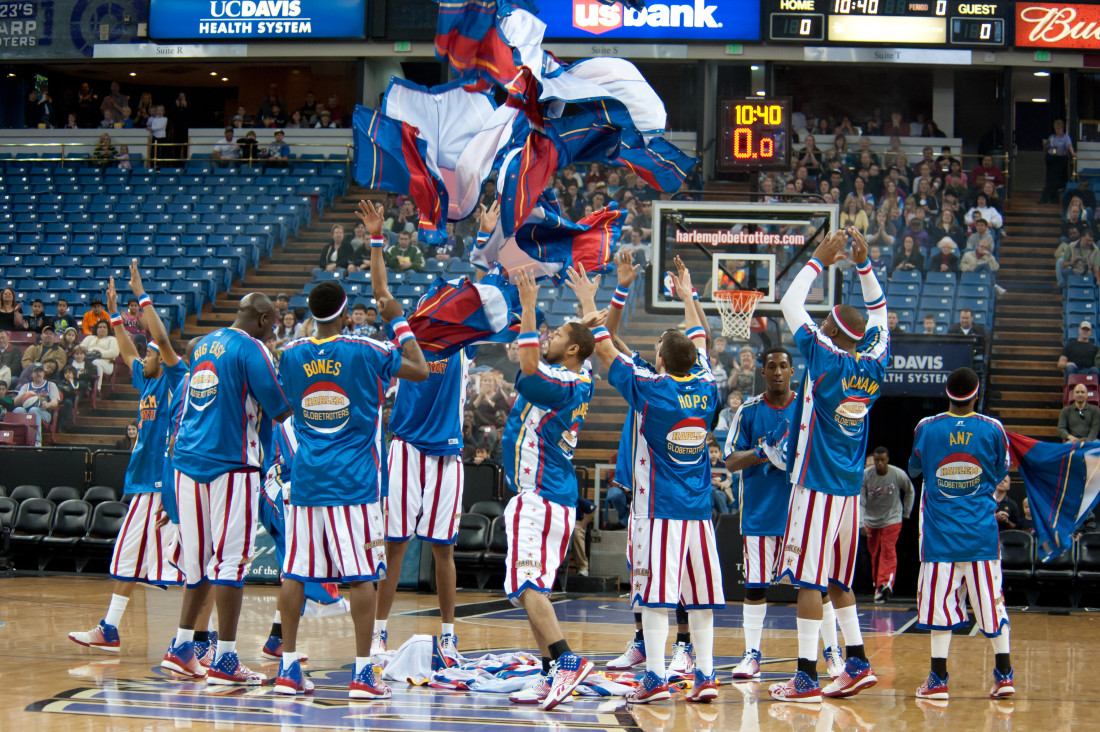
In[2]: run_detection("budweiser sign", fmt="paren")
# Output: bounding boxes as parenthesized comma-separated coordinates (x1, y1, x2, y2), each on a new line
(1016, 3, 1100, 48)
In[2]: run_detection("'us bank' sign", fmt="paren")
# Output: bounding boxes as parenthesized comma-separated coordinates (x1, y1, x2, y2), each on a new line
(543, 0, 761, 41)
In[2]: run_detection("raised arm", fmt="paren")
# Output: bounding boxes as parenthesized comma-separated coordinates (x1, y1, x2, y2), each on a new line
(566, 265, 616, 368)
(850, 227, 887, 331)
(605, 250, 638, 355)
(356, 199, 391, 305)
(780, 229, 848, 335)
(514, 269, 542, 376)
(106, 277, 140, 369)
(473, 201, 499, 283)
(669, 256, 706, 344)
(127, 260, 178, 368)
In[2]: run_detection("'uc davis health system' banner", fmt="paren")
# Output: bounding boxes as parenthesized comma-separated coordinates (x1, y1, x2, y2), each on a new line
(149, 0, 366, 40)
(881, 338, 976, 397)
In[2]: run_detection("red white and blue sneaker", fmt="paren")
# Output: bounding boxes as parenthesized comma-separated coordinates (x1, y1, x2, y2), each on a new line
(822, 657, 877, 698)
(273, 659, 315, 695)
(669, 641, 695, 676)
(916, 671, 950, 700)
(731, 649, 762, 680)
(432, 634, 460, 671)
(509, 675, 573, 705)
(824, 645, 845, 679)
(769, 671, 822, 703)
(68, 620, 120, 653)
(607, 638, 646, 671)
(626, 670, 671, 704)
(197, 632, 217, 669)
(349, 663, 391, 700)
(161, 640, 206, 679)
(261, 636, 307, 663)
(206, 652, 265, 686)
(685, 669, 719, 703)
(370, 629, 388, 657)
(540, 652, 594, 711)
(989, 668, 1015, 698)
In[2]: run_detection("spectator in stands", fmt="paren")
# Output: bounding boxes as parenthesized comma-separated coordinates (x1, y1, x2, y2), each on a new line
(713, 390, 744, 435)
(12, 364, 60, 444)
(100, 81, 128, 120)
(796, 135, 822, 176)
(572, 498, 596, 576)
(56, 364, 82, 431)
(867, 209, 897, 249)
(431, 222, 464, 262)
(119, 298, 145, 337)
(971, 154, 1005, 191)
(730, 346, 760, 395)
(386, 199, 420, 241)
(99, 107, 118, 129)
(117, 145, 132, 171)
(91, 133, 118, 171)
(930, 210, 966, 251)
(81, 297, 109, 336)
(238, 129, 260, 165)
(921, 313, 937, 335)
(79, 319, 119, 391)
(298, 91, 319, 126)
(840, 195, 869, 233)
(1058, 321, 1099, 380)
(53, 300, 77, 333)
(949, 308, 986, 339)
(325, 93, 346, 126)
(75, 82, 98, 127)
(257, 84, 283, 121)
(903, 211, 931, 250)
(867, 244, 888, 279)
(471, 370, 511, 433)
(883, 110, 906, 136)
(59, 326, 80, 358)
(960, 237, 1000, 274)
(22, 326, 65, 370)
(892, 234, 924, 274)
(0, 331, 21, 386)
(965, 193, 1004, 230)
(1059, 384, 1100, 442)
(994, 476, 1020, 531)
(1063, 178, 1097, 217)
(263, 129, 290, 170)
(349, 222, 369, 254)
(146, 105, 168, 166)
(64, 113, 78, 129)
(941, 159, 969, 201)
(212, 127, 241, 168)
(314, 109, 337, 128)
(286, 110, 305, 129)
(343, 304, 375, 337)
(275, 311, 302, 349)
(22, 298, 52, 334)
(318, 224, 356, 273)
(1041, 119, 1076, 204)
(1065, 230, 1100, 283)
(709, 443, 735, 517)
(0, 380, 11, 417)
(965, 216, 995, 252)
(927, 236, 960, 274)
(911, 177, 940, 220)
(385, 231, 426, 272)
(134, 91, 153, 128)
(0, 288, 24, 333)
(274, 293, 290, 319)
(116, 421, 139, 451)
(887, 311, 903, 333)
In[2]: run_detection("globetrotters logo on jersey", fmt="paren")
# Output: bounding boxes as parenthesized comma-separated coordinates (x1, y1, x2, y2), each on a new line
(187, 362, 219, 411)
(300, 381, 351, 433)
(833, 395, 870, 435)
(666, 416, 708, 464)
(572, 0, 722, 34)
(934, 453, 984, 497)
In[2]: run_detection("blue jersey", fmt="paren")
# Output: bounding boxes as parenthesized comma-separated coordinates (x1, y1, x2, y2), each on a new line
(909, 411, 1010, 563)
(503, 361, 593, 508)
(279, 334, 402, 507)
(607, 347, 718, 521)
(389, 347, 473, 455)
(787, 321, 889, 497)
(124, 359, 188, 496)
(611, 352, 656, 491)
(723, 391, 798, 536)
(263, 418, 298, 514)
(161, 370, 189, 524)
(173, 328, 290, 483)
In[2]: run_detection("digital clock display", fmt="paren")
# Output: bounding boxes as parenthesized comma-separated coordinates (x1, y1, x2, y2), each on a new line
(718, 99, 791, 172)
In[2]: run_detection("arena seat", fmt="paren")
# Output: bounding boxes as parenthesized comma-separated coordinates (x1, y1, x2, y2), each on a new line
(0, 496, 15, 527)
(10, 497, 55, 552)
(9, 484, 43, 503)
(82, 485, 118, 506)
(469, 500, 504, 520)
(41, 499, 93, 569)
(453, 514, 491, 587)
(45, 485, 81, 504)
(462, 463, 500, 509)
(80, 501, 127, 553)
(486, 516, 508, 560)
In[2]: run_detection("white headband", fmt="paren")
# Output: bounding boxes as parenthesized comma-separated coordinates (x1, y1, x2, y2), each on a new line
(946, 382, 979, 402)
(312, 296, 347, 323)
(832, 305, 864, 340)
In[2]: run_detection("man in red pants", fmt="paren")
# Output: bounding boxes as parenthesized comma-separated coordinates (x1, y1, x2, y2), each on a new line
(860, 447, 914, 603)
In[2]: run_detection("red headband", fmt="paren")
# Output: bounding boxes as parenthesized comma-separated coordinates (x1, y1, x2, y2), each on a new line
(831, 305, 864, 340)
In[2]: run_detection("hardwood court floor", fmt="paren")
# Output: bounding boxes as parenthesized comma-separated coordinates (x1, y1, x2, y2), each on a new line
(1, 576, 1096, 731)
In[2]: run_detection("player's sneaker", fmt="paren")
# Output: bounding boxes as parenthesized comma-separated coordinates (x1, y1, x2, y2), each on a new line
(873, 586, 884, 604)
(260, 636, 309, 663)
(768, 671, 822, 703)
(626, 670, 671, 704)
(508, 675, 573, 705)
(916, 671, 949, 700)
(540, 652, 594, 711)
(822, 657, 877, 698)
(668, 641, 695, 675)
(731, 649, 762, 680)
(206, 652, 265, 686)
(349, 663, 391, 700)
(197, 632, 218, 669)
(273, 658, 315, 695)
(606, 638, 646, 671)
(439, 633, 460, 663)
(431, 634, 459, 671)
(989, 668, 1015, 698)
(68, 620, 120, 653)
(370, 629, 388, 657)
(685, 669, 719, 703)
(161, 639, 206, 679)
(824, 645, 845, 679)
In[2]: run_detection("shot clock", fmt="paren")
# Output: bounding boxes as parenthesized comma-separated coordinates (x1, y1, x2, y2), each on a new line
(717, 98, 791, 172)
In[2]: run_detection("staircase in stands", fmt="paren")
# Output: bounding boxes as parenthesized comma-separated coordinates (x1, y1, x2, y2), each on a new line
(987, 199, 1064, 440)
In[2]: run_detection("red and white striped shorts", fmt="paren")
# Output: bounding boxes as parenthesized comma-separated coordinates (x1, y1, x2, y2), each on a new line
(503, 491, 575, 607)
(776, 486, 860, 592)
(386, 438, 464, 544)
(743, 535, 781, 588)
(284, 502, 387, 583)
(174, 469, 258, 588)
(917, 559, 1009, 637)
(109, 492, 183, 585)
(630, 517, 725, 610)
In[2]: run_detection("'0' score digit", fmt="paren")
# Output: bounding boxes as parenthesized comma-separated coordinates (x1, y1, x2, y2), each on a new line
(732, 128, 776, 160)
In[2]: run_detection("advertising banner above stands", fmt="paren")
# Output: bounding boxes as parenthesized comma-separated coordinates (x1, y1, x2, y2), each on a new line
(1015, 2, 1100, 48)
(882, 338, 978, 397)
(0, 0, 147, 58)
(149, 0, 367, 40)
(542, 0, 762, 41)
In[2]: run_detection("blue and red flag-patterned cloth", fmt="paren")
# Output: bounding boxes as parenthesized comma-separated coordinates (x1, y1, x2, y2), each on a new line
(1008, 432, 1100, 561)
(405, 269, 524, 358)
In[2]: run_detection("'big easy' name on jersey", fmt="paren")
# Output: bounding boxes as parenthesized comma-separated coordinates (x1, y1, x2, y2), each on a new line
(389, 347, 473, 456)
(174, 328, 290, 483)
(608, 347, 717, 520)
(724, 391, 798, 537)
(125, 358, 188, 496)
(909, 411, 1010, 563)
(279, 333, 402, 507)
(787, 321, 889, 496)
(503, 362, 594, 508)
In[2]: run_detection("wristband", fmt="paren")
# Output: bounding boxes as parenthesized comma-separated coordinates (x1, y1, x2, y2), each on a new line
(592, 326, 611, 342)
(475, 231, 491, 247)
(517, 331, 540, 348)
(370, 236, 385, 249)
(138, 294, 153, 310)
(855, 258, 872, 274)
(808, 257, 824, 275)
(686, 325, 706, 340)
(109, 313, 122, 327)
(753, 445, 767, 461)
(391, 317, 415, 345)
(692, 288, 700, 301)
(610, 285, 629, 310)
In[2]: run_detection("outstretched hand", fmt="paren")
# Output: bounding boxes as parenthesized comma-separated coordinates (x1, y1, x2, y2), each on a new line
(106, 277, 118, 314)
(565, 263, 601, 305)
(811, 229, 850, 267)
(615, 249, 641, 288)
(848, 227, 869, 265)
(355, 199, 386, 238)
(513, 269, 539, 311)
(669, 255, 694, 302)
(478, 200, 501, 234)
(128, 258, 145, 297)
(581, 308, 608, 330)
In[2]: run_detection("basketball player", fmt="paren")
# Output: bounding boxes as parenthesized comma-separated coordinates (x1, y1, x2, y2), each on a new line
(569, 259, 723, 704)
(273, 203, 429, 698)
(501, 269, 596, 711)
(724, 347, 845, 681)
(909, 367, 1015, 699)
(68, 267, 186, 653)
(769, 228, 889, 702)
(163, 292, 291, 685)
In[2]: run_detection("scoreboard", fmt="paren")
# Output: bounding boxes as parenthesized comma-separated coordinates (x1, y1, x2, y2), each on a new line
(717, 99, 792, 172)
(764, 0, 1010, 47)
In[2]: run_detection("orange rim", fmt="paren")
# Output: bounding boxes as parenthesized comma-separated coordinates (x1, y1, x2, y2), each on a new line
(713, 290, 764, 309)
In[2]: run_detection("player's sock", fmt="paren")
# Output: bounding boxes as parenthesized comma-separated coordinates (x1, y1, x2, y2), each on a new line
(194, 631, 209, 644)
(992, 627, 1011, 673)
(376, 618, 388, 633)
(441, 623, 455, 637)
(675, 632, 691, 645)
(675, 602, 689, 627)
(542, 657, 551, 674)
(743, 603, 766, 653)
(283, 651, 300, 665)
(633, 613, 643, 642)
(797, 617, 822, 681)
(270, 619, 282, 639)
(215, 639, 236, 663)
(931, 657, 948, 678)
(687, 609, 714, 675)
(104, 594, 129, 627)
(640, 607, 669, 677)
(547, 639, 571, 661)
(835, 604, 866, 660)
(174, 628, 195, 647)
(821, 599, 839, 648)
(355, 656, 371, 675)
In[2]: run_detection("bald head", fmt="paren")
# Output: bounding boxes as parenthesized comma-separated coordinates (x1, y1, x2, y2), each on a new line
(234, 292, 278, 339)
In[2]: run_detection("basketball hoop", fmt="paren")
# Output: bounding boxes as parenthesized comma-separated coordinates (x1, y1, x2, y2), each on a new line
(714, 290, 764, 340)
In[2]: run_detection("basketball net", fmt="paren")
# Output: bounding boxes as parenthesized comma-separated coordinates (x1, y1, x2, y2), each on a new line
(713, 290, 764, 341)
